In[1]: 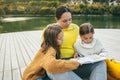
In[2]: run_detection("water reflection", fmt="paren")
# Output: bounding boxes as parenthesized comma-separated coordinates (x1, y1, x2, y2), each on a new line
(0, 16, 120, 33)
(73, 16, 120, 29)
(1, 17, 33, 22)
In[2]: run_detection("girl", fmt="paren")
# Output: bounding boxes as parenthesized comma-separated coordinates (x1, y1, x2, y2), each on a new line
(22, 24, 82, 80)
(73, 23, 107, 80)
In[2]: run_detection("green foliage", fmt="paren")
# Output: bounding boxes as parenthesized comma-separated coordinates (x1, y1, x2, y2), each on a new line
(0, 25, 3, 33)
(80, 4, 86, 9)
(79, 4, 109, 15)
(39, 7, 55, 15)
(0, 0, 120, 16)
(0, 9, 5, 15)
(79, 4, 88, 14)
(110, 5, 120, 16)
(93, 0, 109, 3)
(0, 0, 6, 3)
(23, 1, 60, 7)
(66, 4, 81, 14)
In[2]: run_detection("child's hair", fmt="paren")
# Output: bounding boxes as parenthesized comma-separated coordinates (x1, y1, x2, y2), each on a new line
(79, 23, 94, 35)
(41, 24, 62, 59)
(55, 5, 71, 20)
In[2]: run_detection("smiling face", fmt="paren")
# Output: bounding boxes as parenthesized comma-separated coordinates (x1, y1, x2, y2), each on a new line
(56, 12, 72, 29)
(80, 33, 93, 44)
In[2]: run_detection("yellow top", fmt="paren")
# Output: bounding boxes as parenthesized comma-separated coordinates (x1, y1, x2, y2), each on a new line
(42, 23, 79, 58)
(60, 23, 79, 58)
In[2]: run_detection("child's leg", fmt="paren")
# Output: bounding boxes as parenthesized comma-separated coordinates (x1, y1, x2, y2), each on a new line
(73, 61, 107, 80)
(90, 61, 107, 80)
(47, 71, 83, 80)
(73, 63, 95, 78)
(36, 78, 43, 80)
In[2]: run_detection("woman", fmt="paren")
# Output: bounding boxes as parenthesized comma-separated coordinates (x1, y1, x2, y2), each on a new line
(53, 6, 107, 80)
(22, 24, 82, 80)
(55, 5, 79, 59)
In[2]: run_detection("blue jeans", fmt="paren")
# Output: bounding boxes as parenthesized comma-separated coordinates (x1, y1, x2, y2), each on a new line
(37, 78, 50, 80)
(36, 78, 42, 80)
(47, 71, 82, 80)
(73, 61, 107, 80)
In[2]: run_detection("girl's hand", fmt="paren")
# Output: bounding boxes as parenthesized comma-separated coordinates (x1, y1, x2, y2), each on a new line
(74, 53, 79, 58)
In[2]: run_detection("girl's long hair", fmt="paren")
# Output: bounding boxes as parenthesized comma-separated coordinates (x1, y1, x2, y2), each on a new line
(41, 24, 62, 59)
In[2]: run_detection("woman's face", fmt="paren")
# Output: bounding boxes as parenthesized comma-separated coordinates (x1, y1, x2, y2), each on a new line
(57, 31, 64, 46)
(80, 33, 93, 44)
(56, 12, 72, 29)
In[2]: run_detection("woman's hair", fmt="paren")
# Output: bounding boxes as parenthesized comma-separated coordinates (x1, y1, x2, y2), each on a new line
(79, 23, 94, 35)
(55, 5, 71, 20)
(41, 24, 62, 59)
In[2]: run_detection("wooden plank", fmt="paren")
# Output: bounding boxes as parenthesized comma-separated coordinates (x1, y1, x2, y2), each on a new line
(23, 32, 40, 50)
(12, 33, 26, 79)
(3, 34, 12, 80)
(18, 32, 36, 60)
(9, 33, 21, 80)
(15, 33, 32, 65)
(95, 29, 120, 60)
(0, 29, 120, 80)
(22, 31, 42, 55)
(0, 34, 6, 80)
(15, 31, 43, 77)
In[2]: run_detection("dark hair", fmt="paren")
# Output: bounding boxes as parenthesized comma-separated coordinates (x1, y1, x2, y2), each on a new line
(79, 23, 94, 35)
(41, 24, 62, 59)
(55, 5, 71, 20)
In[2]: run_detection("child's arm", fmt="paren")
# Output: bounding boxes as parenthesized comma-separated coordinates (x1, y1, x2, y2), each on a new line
(99, 48, 108, 57)
(98, 40, 108, 57)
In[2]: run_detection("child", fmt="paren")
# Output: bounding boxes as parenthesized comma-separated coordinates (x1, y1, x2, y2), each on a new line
(73, 23, 107, 80)
(74, 22, 107, 57)
(22, 24, 82, 80)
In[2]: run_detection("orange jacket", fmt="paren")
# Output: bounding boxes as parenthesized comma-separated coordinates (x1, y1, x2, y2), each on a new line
(22, 47, 79, 80)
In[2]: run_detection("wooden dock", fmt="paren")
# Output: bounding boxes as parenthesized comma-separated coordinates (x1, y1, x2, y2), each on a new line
(0, 29, 120, 80)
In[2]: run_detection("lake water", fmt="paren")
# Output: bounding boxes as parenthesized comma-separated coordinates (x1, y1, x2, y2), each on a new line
(0, 16, 120, 33)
